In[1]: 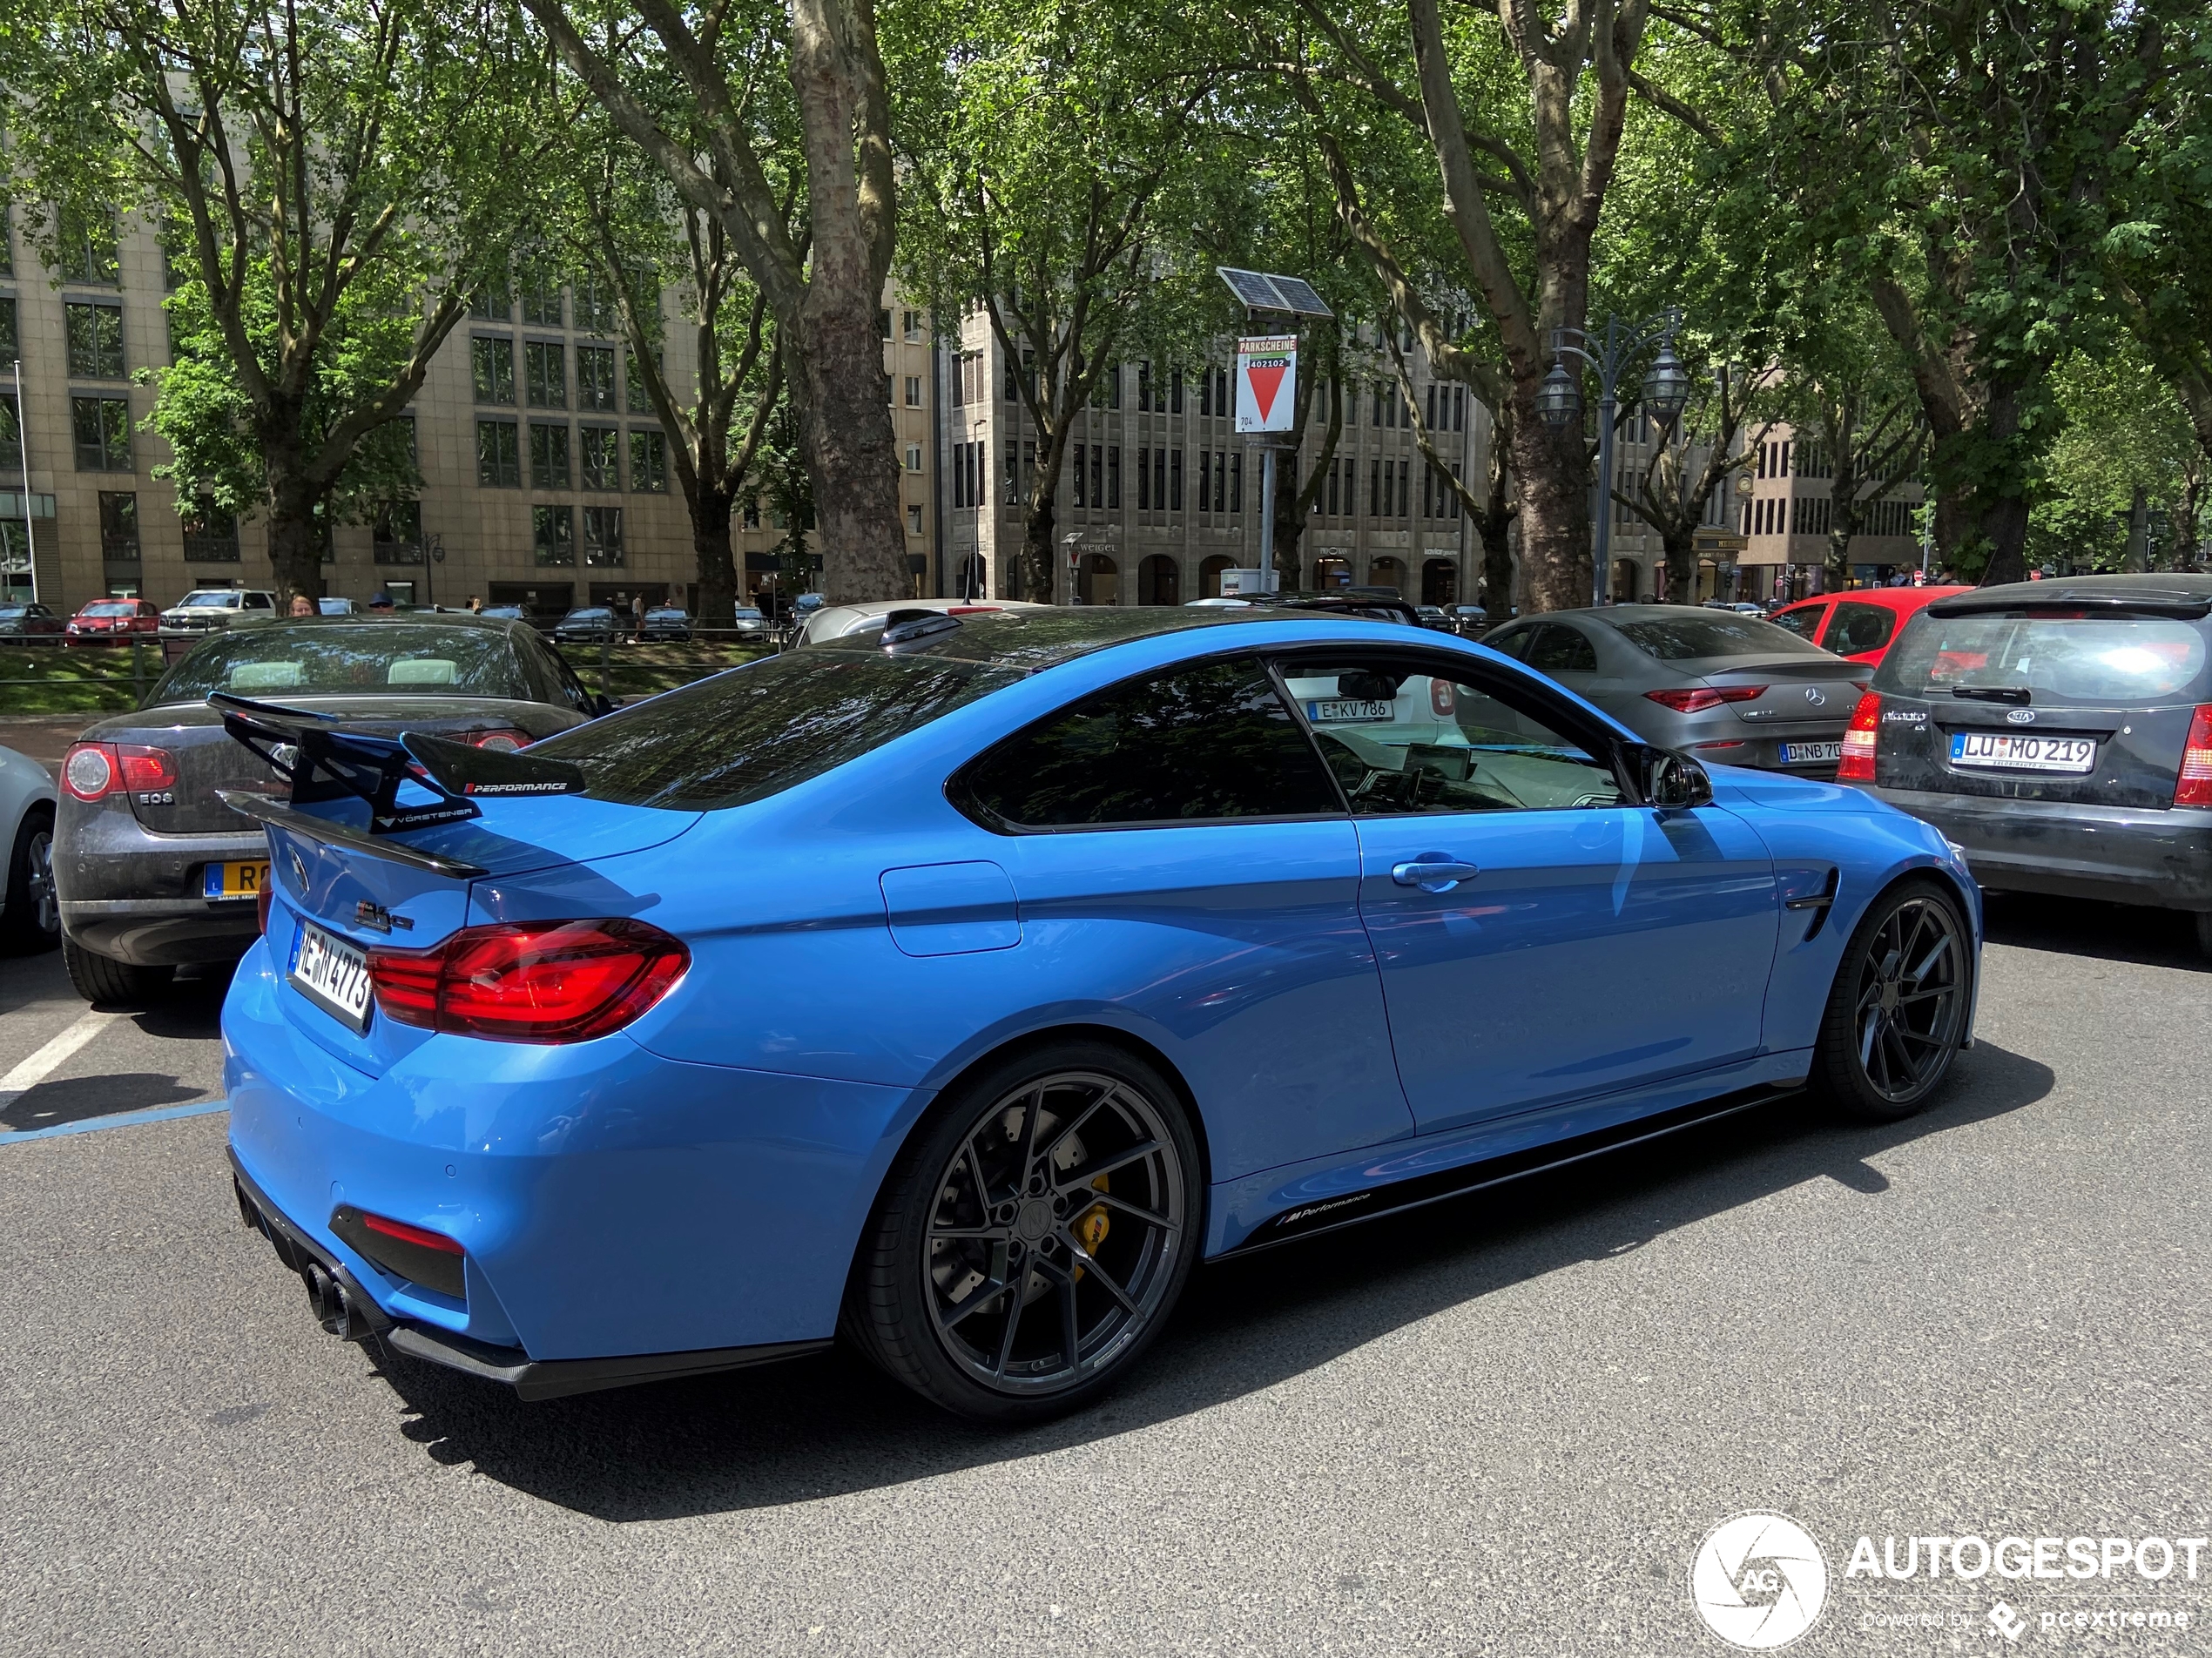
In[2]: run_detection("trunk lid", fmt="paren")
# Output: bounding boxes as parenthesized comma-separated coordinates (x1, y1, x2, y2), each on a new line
(1694, 653, 1871, 733)
(1866, 607, 2212, 808)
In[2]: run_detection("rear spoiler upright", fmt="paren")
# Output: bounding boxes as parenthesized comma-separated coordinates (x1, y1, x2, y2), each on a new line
(209, 692, 587, 878)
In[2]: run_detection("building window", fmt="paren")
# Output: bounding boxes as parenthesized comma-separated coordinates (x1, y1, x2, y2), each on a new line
(580, 426, 620, 490)
(519, 263, 564, 327)
(370, 501, 423, 563)
(1398, 459, 1410, 517)
(1230, 453, 1240, 514)
(879, 308, 894, 340)
(905, 443, 923, 472)
(469, 279, 513, 321)
(61, 210, 120, 286)
(1136, 446, 1150, 510)
(573, 273, 617, 335)
(1153, 448, 1166, 512)
(905, 375, 922, 408)
(1170, 448, 1183, 511)
(1003, 439, 1020, 505)
(1136, 361, 1153, 412)
(0, 205, 12, 278)
(71, 396, 133, 470)
(1170, 368, 1184, 414)
(0, 391, 18, 451)
(902, 309, 921, 341)
(471, 336, 515, 404)
(529, 422, 571, 489)
(907, 503, 923, 536)
(582, 505, 624, 566)
(65, 302, 126, 378)
(1107, 445, 1121, 509)
(1325, 460, 1338, 516)
(1090, 444, 1103, 508)
(0, 298, 17, 361)
(1370, 458, 1383, 517)
(628, 428, 667, 492)
(532, 505, 575, 565)
(475, 419, 521, 487)
(1072, 443, 1086, 509)
(577, 345, 617, 411)
(524, 340, 567, 408)
(625, 350, 655, 413)
(98, 491, 140, 561)
(180, 497, 241, 563)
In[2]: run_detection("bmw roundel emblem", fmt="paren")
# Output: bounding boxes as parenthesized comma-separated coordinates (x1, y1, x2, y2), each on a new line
(2006, 707, 2035, 724)
(1804, 687, 1826, 708)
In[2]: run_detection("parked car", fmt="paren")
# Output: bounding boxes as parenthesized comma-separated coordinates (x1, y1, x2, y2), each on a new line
(162, 589, 278, 632)
(639, 606, 691, 643)
(317, 597, 362, 617)
(552, 606, 622, 644)
(219, 603, 1978, 1421)
(0, 603, 67, 644)
(796, 597, 1051, 646)
(1184, 592, 1423, 626)
(1447, 603, 1489, 637)
(64, 598, 162, 646)
(1703, 601, 1769, 616)
(731, 606, 767, 640)
(51, 614, 609, 1006)
(1844, 573, 2212, 957)
(1770, 585, 1972, 669)
(1483, 604, 1870, 777)
(477, 604, 526, 623)
(0, 743, 59, 954)
(1414, 605, 1454, 631)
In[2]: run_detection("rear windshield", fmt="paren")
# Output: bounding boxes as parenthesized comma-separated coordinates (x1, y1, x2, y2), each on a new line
(152, 624, 529, 702)
(1876, 613, 2211, 707)
(1610, 614, 1831, 660)
(529, 649, 1019, 811)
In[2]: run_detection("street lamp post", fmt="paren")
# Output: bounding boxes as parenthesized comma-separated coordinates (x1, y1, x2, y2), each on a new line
(1538, 307, 1690, 608)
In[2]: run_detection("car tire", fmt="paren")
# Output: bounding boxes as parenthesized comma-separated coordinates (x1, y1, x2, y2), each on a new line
(61, 933, 171, 1006)
(1811, 878, 1971, 1122)
(0, 807, 60, 955)
(842, 1040, 1203, 1425)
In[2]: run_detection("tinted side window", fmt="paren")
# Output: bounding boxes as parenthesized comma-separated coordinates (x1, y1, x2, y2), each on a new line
(1482, 626, 1533, 660)
(1524, 623, 1597, 673)
(1770, 603, 1826, 641)
(1826, 602, 1895, 655)
(957, 656, 1340, 829)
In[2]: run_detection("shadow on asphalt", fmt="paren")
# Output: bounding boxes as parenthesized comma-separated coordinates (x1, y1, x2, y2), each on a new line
(1981, 893, 2207, 974)
(365, 1039, 2055, 1520)
(0, 1070, 209, 1131)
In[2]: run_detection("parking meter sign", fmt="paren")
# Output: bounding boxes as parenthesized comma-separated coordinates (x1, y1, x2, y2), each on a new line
(1236, 336, 1298, 434)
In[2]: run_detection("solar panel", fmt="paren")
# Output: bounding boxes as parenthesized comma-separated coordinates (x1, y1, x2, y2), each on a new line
(1217, 267, 1286, 311)
(1264, 275, 1333, 318)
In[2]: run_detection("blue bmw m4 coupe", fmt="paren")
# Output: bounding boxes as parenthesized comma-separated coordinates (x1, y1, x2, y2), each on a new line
(219, 605, 1981, 1421)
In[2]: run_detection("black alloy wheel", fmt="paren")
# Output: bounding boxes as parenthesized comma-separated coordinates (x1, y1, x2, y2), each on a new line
(1813, 880, 1970, 1120)
(845, 1042, 1199, 1423)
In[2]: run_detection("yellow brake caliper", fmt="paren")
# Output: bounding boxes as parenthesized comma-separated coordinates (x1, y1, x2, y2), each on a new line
(1072, 1175, 1109, 1280)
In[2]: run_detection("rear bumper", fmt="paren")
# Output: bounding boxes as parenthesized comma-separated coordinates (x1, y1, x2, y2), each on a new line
(222, 940, 924, 1372)
(1865, 786, 2212, 911)
(54, 799, 266, 964)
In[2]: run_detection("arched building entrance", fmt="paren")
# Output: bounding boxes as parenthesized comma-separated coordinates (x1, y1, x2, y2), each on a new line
(1198, 555, 1237, 598)
(1078, 553, 1120, 606)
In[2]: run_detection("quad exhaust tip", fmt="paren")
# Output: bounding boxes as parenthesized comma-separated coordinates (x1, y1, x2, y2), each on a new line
(301, 1261, 375, 1343)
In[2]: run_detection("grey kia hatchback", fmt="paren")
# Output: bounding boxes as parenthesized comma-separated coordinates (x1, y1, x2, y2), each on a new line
(1482, 604, 1870, 776)
(1844, 574, 2212, 956)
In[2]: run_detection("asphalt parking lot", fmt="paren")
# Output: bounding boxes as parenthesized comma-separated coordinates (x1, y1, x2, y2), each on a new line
(1, 897, 2207, 1656)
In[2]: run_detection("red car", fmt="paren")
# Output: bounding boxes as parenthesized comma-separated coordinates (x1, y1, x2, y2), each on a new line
(64, 597, 163, 647)
(1769, 584, 1973, 668)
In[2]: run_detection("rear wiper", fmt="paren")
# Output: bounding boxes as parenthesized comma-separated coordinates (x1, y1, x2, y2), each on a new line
(1951, 686, 2031, 705)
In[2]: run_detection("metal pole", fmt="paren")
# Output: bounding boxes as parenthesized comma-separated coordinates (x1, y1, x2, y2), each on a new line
(1593, 374, 1616, 610)
(11, 361, 35, 607)
(1260, 444, 1278, 588)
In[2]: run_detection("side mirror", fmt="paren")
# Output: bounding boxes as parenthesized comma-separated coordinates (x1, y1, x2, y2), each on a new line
(1641, 746, 1713, 810)
(592, 693, 617, 718)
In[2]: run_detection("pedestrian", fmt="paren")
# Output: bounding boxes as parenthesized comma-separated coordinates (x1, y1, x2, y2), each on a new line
(466, 594, 481, 613)
(369, 590, 395, 614)
(287, 594, 315, 617)
(631, 591, 645, 642)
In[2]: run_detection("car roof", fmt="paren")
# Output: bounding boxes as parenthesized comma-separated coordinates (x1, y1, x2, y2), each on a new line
(806, 603, 1416, 672)
(1778, 586, 1971, 611)
(1928, 573, 2212, 614)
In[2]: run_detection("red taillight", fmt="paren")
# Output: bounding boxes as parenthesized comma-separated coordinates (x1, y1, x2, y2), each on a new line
(1644, 684, 1768, 715)
(1837, 691, 1882, 782)
(368, 918, 689, 1044)
(467, 727, 532, 752)
(62, 742, 176, 801)
(2176, 704, 2212, 808)
(361, 1211, 464, 1255)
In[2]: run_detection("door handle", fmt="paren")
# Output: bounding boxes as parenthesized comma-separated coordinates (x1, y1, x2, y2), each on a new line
(1392, 855, 1481, 893)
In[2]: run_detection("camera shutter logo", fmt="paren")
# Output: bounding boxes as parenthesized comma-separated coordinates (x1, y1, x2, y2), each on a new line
(1689, 1512, 1829, 1649)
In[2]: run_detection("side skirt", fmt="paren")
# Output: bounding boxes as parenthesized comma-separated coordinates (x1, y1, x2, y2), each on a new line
(1224, 1082, 1804, 1257)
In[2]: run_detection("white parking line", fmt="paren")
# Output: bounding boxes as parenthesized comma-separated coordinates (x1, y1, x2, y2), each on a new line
(0, 1009, 121, 1106)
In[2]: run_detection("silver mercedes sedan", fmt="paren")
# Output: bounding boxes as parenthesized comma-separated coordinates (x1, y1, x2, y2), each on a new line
(1481, 604, 1870, 777)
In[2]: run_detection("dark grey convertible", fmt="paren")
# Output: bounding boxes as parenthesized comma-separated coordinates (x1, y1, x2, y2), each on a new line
(52, 613, 608, 1004)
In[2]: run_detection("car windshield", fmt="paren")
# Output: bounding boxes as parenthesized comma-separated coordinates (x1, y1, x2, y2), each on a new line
(565, 609, 612, 622)
(734, 609, 762, 619)
(1609, 613, 1830, 660)
(531, 650, 1019, 811)
(84, 602, 138, 617)
(1875, 613, 2211, 708)
(151, 623, 528, 702)
(178, 591, 242, 608)
(0, 607, 29, 619)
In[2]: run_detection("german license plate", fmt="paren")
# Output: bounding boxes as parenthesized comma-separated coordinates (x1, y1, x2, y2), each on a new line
(1306, 698, 1395, 724)
(1951, 731, 2095, 773)
(1784, 741, 1844, 765)
(203, 859, 271, 900)
(288, 920, 373, 1031)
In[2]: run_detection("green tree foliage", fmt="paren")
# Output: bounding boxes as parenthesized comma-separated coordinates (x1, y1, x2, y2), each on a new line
(2030, 343, 2204, 572)
(0, 0, 541, 602)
